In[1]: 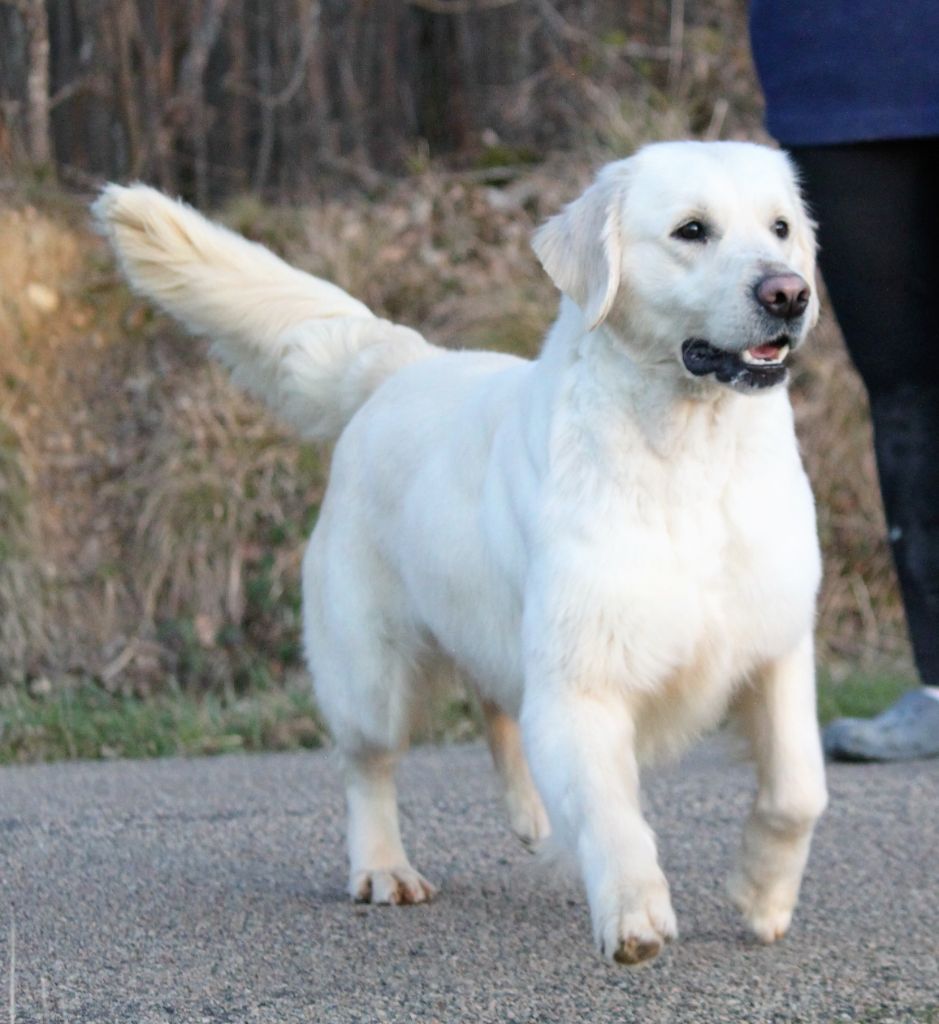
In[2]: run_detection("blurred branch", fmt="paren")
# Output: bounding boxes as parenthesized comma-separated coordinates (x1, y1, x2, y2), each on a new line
(536, 0, 672, 60)
(225, 0, 319, 110)
(49, 74, 97, 110)
(406, 0, 520, 13)
(667, 0, 685, 92)
(705, 97, 729, 141)
(178, 0, 231, 97)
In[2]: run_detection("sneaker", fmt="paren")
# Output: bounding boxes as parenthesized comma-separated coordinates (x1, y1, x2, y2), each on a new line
(823, 689, 939, 762)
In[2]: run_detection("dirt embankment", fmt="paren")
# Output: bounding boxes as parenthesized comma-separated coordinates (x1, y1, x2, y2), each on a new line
(0, 170, 911, 697)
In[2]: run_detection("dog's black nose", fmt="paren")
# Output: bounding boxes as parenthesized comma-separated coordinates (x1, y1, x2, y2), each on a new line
(755, 273, 810, 320)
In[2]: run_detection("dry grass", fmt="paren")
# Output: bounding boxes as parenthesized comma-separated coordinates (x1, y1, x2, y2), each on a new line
(0, 165, 913, 714)
(0, 205, 78, 681)
(0, 419, 47, 676)
(0, 14, 916, 748)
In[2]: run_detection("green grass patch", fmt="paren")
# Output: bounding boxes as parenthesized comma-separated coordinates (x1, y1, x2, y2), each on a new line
(0, 680, 325, 764)
(0, 666, 915, 766)
(0, 674, 486, 765)
(850, 1005, 939, 1024)
(816, 669, 915, 725)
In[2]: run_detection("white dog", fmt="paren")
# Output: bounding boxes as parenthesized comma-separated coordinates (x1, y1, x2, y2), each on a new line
(94, 140, 827, 965)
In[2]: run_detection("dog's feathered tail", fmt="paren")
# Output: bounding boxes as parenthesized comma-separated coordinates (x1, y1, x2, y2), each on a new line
(93, 184, 435, 440)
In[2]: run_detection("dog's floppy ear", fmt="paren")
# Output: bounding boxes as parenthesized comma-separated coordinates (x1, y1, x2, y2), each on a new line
(779, 152, 821, 330)
(532, 163, 630, 330)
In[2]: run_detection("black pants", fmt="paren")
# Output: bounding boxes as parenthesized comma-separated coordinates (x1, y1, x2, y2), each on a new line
(790, 140, 939, 686)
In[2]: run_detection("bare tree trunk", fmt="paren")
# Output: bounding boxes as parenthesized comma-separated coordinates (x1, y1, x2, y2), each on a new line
(0, 106, 12, 167)
(226, 0, 249, 191)
(179, 0, 230, 205)
(1, 0, 53, 169)
(338, 1, 369, 166)
(253, 1, 275, 193)
(154, 0, 179, 192)
(113, 0, 144, 177)
(24, 0, 51, 167)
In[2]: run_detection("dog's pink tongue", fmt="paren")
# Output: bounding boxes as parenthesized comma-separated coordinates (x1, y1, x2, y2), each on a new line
(749, 343, 781, 359)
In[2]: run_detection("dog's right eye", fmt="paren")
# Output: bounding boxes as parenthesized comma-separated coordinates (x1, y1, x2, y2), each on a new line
(672, 220, 708, 243)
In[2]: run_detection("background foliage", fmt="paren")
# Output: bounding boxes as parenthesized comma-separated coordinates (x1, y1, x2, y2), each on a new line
(0, 0, 914, 760)
(1, 0, 755, 198)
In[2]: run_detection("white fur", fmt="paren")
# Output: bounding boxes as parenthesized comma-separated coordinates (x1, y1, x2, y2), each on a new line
(96, 141, 828, 963)
(92, 183, 431, 440)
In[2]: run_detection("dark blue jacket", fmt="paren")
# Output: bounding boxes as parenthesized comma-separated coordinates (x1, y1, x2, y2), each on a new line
(749, 1, 939, 146)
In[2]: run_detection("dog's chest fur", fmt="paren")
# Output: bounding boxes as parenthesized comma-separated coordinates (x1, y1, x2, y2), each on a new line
(461, 383, 821, 756)
(346, 348, 819, 761)
(623, 438, 820, 760)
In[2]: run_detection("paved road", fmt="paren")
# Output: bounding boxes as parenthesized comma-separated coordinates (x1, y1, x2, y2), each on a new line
(1, 738, 937, 1023)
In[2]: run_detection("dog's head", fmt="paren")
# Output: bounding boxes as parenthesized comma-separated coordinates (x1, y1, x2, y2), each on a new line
(532, 141, 819, 394)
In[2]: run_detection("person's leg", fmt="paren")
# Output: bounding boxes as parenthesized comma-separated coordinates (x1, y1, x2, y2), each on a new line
(789, 139, 939, 760)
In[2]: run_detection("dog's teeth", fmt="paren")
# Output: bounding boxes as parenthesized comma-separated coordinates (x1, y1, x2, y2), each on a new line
(742, 342, 789, 365)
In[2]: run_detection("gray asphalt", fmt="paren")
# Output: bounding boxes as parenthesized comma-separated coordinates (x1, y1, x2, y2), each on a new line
(1, 738, 937, 1024)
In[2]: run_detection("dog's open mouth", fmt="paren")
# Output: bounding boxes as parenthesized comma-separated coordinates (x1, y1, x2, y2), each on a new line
(681, 336, 791, 390)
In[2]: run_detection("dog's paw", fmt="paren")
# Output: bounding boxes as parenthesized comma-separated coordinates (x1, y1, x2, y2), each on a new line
(349, 866, 437, 906)
(727, 870, 793, 944)
(505, 787, 551, 852)
(595, 883, 677, 966)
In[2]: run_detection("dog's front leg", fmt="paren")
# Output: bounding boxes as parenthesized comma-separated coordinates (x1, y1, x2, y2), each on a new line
(521, 687, 677, 964)
(729, 634, 828, 943)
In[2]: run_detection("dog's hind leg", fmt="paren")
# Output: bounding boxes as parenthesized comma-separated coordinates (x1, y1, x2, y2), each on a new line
(315, 646, 436, 906)
(303, 534, 435, 906)
(728, 634, 828, 943)
(343, 747, 437, 905)
(481, 699, 550, 850)
(323, 656, 437, 905)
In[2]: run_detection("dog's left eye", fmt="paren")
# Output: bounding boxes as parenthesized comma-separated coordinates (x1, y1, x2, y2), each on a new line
(773, 218, 790, 240)
(672, 220, 709, 243)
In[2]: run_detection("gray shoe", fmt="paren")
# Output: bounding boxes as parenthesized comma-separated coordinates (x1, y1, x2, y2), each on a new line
(823, 689, 939, 762)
